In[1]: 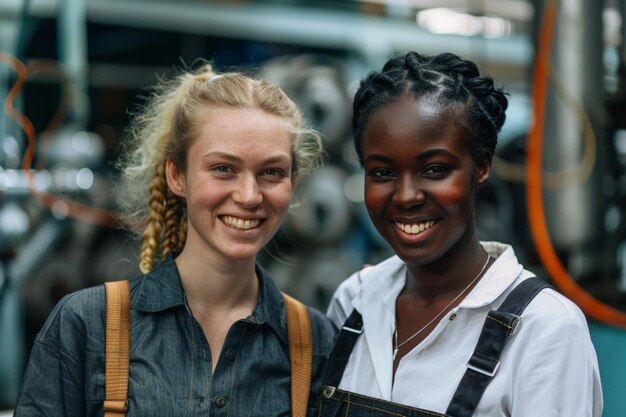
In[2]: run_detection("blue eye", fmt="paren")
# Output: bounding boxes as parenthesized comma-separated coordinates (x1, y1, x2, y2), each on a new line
(263, 168, 282, 176)
(261, 168, 288, 181)
(214, 166, 233, 174)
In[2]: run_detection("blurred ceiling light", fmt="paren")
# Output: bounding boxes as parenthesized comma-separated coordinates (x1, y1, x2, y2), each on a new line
(350, 0, 533, 22)
(416, 8, 513, 38)
(603, 6, 622, 46)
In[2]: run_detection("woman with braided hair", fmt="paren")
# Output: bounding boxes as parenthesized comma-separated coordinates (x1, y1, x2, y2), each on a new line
(320, 51, 602, 417)
(15, 63, 337, 417)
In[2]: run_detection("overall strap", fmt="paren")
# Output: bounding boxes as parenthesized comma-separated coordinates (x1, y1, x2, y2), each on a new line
(445, 277, 551, 417)
(104, 281, 131, 417)
(322, 309, 363, 387)
(282, 292, 313, 417)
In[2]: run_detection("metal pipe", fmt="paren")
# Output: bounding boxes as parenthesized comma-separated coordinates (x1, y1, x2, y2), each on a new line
(9, 217, 70, 286)
(1, 0, 532, 69)
(58, 0, 89, 128)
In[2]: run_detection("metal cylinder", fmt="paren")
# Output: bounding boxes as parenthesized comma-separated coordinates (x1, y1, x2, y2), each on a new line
(542, 0, 606, 251)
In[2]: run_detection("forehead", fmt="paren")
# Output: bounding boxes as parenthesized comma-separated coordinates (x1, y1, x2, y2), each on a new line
(361, 93, 470, 154)
(193, 106, 292, 154)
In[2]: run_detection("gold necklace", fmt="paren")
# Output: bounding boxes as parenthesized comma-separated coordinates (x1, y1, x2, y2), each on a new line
(393, 253, 491, 361)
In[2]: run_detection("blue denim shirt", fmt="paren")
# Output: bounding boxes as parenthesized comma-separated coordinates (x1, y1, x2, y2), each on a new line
(14, 255, 337, 417)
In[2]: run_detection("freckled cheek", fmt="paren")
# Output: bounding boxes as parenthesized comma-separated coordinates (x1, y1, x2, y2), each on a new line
(269, 187, 294, 217)
(194, 189, 230, 208)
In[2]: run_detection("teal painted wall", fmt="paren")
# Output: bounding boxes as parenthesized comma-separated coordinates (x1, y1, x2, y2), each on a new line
(589, 322, 626, 417)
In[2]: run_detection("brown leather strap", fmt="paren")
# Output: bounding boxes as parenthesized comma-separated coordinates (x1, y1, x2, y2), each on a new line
(102, 282, 309, 416)
(104, 281, 131, 417)
(282, 292, 313, 417)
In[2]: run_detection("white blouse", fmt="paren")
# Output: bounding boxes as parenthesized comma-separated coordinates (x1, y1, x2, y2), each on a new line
(327, 242, 603, 417)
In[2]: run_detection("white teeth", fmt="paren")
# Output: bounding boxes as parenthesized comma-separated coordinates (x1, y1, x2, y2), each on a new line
(222, 215, 261, 230)
(395, 220, 435, 235)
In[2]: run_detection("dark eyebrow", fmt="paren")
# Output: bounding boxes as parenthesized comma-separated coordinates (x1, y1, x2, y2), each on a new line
(415, 148, 459, 162)
(363, 154, 393, 164)
(363, 148, 459, 164)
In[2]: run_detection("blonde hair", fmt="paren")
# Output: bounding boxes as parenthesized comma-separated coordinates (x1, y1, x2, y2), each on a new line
(117, 63, 324, 274)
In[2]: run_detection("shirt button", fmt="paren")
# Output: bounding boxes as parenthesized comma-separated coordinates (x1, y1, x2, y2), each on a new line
(215, 396, 227, 408)
(449, 313, 457, 321)
(225, 349, 236, 360)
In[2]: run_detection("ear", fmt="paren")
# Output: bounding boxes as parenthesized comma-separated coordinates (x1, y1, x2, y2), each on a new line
(475, 150, 493, 187)
(165, 159, 186, 198)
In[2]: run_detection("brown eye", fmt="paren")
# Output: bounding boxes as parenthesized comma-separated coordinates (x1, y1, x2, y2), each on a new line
(370, 168, 395, 179)
(423, 165, 451, 177)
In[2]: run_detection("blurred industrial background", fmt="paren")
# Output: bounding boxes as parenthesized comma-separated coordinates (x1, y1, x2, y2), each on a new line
(1, 0, 625, 415)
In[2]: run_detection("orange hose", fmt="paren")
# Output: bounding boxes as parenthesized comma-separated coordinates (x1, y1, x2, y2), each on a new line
(526, 1, 626, 326)
(1, 53, 36, 169)
(1, 52, 123, 229)
(26, 59, 72, 169)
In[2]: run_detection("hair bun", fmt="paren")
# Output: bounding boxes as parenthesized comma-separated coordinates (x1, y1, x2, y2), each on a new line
(464, 76, 508, 131)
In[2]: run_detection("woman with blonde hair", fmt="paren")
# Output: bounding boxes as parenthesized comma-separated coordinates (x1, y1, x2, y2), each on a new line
(15, 63, 337, 417)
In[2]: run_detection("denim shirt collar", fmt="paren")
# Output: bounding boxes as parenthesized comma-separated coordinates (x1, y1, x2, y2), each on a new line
(133, 254, 288, 343)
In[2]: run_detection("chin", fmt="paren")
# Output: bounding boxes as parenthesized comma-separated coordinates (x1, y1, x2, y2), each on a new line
(226, 251, 259, 262)
(393, 247, 437, 267)
(222, 244, 264, 262)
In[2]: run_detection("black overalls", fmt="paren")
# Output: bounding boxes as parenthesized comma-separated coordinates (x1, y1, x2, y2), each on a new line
(318, 278, 550, 417)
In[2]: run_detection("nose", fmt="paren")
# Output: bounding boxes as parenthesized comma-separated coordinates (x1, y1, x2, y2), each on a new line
(391, 174, 425, 208)
(232, 174, 263, 207)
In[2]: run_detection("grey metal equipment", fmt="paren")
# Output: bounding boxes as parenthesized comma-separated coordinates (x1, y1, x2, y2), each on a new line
(286, 166, 352, 246)
(261, 54, 352, 155)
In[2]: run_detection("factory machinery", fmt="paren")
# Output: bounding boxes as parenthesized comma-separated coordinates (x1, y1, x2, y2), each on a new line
(1, 0, 625, 414)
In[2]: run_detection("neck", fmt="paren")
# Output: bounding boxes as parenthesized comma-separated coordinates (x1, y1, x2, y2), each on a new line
(404, 240, 489, 299)
(174, 245, 260, 311)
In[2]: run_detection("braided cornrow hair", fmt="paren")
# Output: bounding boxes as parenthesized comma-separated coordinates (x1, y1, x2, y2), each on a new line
(352, 51, 508, 164)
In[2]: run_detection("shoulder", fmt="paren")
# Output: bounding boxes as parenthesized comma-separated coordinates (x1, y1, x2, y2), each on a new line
(327, 255, 403, 325)
(332, 255, 403, 302)
(306, 306, 339, 355)
(532, 286, 587, 319)
(512, 277, 588, 325)
(37, 279, 142, 347)
(483, 242, 588, 328)
(506, 277, 594, 353)
(500, 279, 602, 413)
(36, 284, 107, 351)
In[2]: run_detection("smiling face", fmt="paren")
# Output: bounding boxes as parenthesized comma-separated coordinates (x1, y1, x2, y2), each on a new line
(166, 106, 294, 265)
(360, 92, 492, 267)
